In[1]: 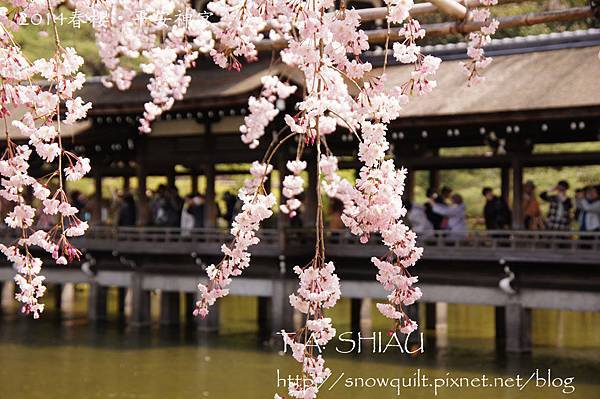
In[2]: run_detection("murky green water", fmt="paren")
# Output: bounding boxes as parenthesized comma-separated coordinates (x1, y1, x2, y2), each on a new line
(1, 288, 599, 399)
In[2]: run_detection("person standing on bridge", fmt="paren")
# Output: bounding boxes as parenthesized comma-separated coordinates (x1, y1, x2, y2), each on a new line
(576, 185, 600, 232)
(522, 181, 544, 230)
(482, 187, 512, 230)
(540, 180, 573, 231)
(425, 187, 446, 231)
(430, 194, 467, 239)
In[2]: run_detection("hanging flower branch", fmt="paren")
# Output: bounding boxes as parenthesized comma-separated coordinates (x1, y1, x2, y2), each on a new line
(0, 1, 91, 318)
(73, 0, 214, 132)
(462, 0, 499, 84)
(0, 0, 506, 397)
(194, 0, 438, 397)
(240, 75, 297, 149)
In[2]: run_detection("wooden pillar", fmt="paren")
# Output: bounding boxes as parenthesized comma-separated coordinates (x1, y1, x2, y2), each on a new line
(117, 287, 126, 320)
(93, 171, 102, 224)
(425, 303, 436, 331)
(495, 306, 506, 349)
(130, 272, 151, 327)
(501, 167, 510, 204)
(258, 296, 271, 339)
(53, 284, 63, 313)
(350, 298, 361, 339)
(350, 298, 372, 339)
(160, 291, 180, 326)
(191, 173, 199, 194)
(511, 157, 523, 229)
(123, 176, 130, 191)
(88, 282, 107, 321)
(505, 303, 532, 353)
(271, 276, 294, 335)
(185, 292, 196, 326)
(136, 158, 149, 226)
(404, 304, 421, 345)
(167, 168, 176, 188)
(0, 281, 4, 316)
(428, 169, 440, 192)
(405, 165, 416, 202)
(204, 163, 217, 227)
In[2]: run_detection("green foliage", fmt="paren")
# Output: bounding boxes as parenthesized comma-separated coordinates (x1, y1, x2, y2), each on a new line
(10, 6, 105, 75)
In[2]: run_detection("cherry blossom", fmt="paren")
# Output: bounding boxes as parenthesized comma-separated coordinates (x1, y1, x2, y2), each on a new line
(1, 2, 91, 317)
(194, 163, 277, 318)
(462, 0, 499, 84)
(280, 160, 306, 218)
(240, 76, 297, 149)
(0, 1, 504, 396)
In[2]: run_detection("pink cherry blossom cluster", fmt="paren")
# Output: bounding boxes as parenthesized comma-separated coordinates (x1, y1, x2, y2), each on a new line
(462, 0, 499, 84)
(278, 260, 341, 399)
(73, 1, 214, 132)
(240, 76, 297, 149)
(194, 161, 276, 318)
(1, 3, 91, 318)
(392, 18, 441, 96)
(195, 1, 441, 397)
(207, 0, 267, 70)
(335, 120, 424, 333)
(280, 160, 306, 218)
(2, 0, 501, 395)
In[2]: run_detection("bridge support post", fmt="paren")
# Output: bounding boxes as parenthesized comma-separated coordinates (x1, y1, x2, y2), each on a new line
(88, 282, 107, 321)
(350, 298, 372, 338)
(511, 157, 524, 229)
(160, 291, 180, 326)
(425, 302, 436, 331)
(185, 293, 196, 326)
(271, 278, 294, 336)
(258, 296, 271, 339)
(505, 303, 532, 353)
(0, 281, 4, 316)
(204, 163, 217, 227)
(117, 287, 127, 320)
(130, 273, 151, 327)
(495, 306, 506, 348)
(53, 284, 63, 314)
(405, 304, 421, 345)
(195, 293, 219, 333)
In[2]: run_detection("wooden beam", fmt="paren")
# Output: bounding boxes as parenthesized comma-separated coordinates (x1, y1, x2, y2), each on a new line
(341, 151, 600, 170)
(429, 0, 467, 19)
(356, 0, 523, 23)
(360, 6, 593, 43)
(256, 6, 593, 50)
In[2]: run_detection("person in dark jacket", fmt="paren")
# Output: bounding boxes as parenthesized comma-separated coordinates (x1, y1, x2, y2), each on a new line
(482, 187, 512, 229)
(118, 192, 137, 226)
(424, 187, 445, 230)
(540, 180, 572, 231)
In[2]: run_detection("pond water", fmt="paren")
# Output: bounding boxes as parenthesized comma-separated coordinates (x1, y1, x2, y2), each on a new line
(0, 287, 599, 399)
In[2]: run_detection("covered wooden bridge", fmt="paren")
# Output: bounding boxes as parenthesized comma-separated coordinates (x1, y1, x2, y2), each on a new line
(1, 29, 600, 353)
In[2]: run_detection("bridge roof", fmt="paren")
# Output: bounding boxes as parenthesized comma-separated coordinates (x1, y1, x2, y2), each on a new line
(386, 45, 600, 118)
(76, 30, 600, 120)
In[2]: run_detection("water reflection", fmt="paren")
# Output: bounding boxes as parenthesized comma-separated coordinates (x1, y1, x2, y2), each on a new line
(0, 287, 599, 399)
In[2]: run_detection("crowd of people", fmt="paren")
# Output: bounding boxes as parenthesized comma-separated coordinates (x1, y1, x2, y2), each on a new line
(405, 180, 600, 238)
(2, 178, 598, 237)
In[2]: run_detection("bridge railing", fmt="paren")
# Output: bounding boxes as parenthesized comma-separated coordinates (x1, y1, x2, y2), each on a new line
(0, 226, 598, 260)
(296, 228, 600, 246)
(287, 228, 600, 260)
